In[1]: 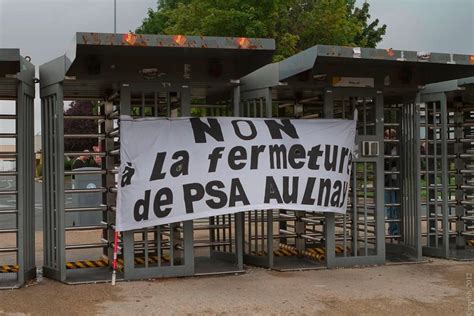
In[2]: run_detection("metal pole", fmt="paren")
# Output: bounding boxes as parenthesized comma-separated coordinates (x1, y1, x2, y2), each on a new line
(114, 0, 117, 33)
(323, 89, 336, 268)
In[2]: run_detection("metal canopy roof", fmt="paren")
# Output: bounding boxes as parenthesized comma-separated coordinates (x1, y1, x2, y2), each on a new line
(0, 49, 21, 77)
(423, 77, 474, 94)
(0, 49, 34, 99)
(422, 77, 474, 103)
(40, 32, 275, 99)
(241, 45, 474, 100)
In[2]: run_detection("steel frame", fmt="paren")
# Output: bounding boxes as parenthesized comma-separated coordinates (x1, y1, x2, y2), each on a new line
(239, 45, 474, 268)
(383, 97, 424, 262)
(420, 78, 474, 260)
(39, 32, 274, 283)
(0, 49, 36, 289)
(325, 88, 385, 268)
(117, 83, 246, 279)
(36, 34, 474, 283)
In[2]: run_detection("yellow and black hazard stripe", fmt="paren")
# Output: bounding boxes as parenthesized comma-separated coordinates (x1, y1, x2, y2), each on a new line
(279, 243, 325, 262)
(278, 244, 299, 256)
(307, 247, 325, 256)
(273, 249, 286, 257)
(135, 255, 171, 265)
(306, 245, 351, 255)
(66, 259, 109, 269)
(66, 255, 172, 269)
(302, 249, 325, 262)
(335, 245, 351, 254)
(0, 264, 19, 273)
(468, 240, 474, 247)
(251, 243, 348, 260)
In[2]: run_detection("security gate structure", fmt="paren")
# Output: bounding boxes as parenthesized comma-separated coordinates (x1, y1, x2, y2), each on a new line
(0, 49, 36, 288)
(117, 84, 246, 279)
(39, 32, 274, 283)
(240, 45, 474, 269)
(239, 84, 385, 270)
(419, 77, 474, 260)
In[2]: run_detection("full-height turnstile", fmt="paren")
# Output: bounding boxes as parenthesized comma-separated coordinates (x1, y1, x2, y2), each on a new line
(39, 32, 274, 283)
(0, 49, 36, 289)
(239, 45, 474, 269)
(418, 77, 474, 260)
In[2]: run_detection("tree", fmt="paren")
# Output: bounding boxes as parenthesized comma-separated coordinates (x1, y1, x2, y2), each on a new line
(63, 101, 98, 153)
(136, 0, 387, 61)
(349, 0, 387, 48)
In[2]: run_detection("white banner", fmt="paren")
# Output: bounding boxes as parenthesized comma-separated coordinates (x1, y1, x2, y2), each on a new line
(117, 116, 356, 231)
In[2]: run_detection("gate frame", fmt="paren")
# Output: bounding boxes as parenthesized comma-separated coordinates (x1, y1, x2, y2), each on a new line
(39, 32, 275, 283)
(324, 87, 386, 268)
(0, 49, 36, 289)
(239, 45, 474, 269)
(420, 78, 474, 260)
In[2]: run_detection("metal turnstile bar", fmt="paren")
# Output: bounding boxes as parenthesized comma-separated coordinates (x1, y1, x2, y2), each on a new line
(65, 225, 108, 231)
(65, 243, 109, 250)
(0, 209, 18, 215)
(63, 115, 105, 120)
(0, 247, 18, 253)
(65, 152, 107, 157)
(0, 133, 17, 138)
(63, 134, 106, 138)
(64, 170, 107, 176)
(64, 206, 108, 212)
(0, 228, 18, 234)
(64, 188, 108, 194)
(0, 190, 17, 196)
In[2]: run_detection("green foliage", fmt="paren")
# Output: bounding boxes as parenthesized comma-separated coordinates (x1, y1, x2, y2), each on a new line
(136, 0, 386, 60)
(349, 0, 387, 47)
(64, 101, 100, 152)
(64, 159, 72, 171)
(191, 107, 205, 117)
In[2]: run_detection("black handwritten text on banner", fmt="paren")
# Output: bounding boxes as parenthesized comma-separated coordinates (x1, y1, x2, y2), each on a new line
(117, 116, 356, 231)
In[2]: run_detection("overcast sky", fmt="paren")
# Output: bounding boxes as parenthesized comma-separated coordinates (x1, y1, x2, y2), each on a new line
(0, 0, 473, 136)
(366, 0, 473, 54)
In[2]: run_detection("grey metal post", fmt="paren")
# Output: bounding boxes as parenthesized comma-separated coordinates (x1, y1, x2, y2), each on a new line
(179, 86, 193, 270)
(181, 87, 191, 116)
(233, 85, 240, 117)
(375, 92, 386, 260)
(400, 102, 406, 250)
(453, 101, 465, 248)
(413, 94, 422, 259)
(114, 0, 117, 33)
(294, 212, 305, 252)
(233, 84, 244, 270)
(16, 84, 25, 285)
(56, 85, 66, 282)
(263, 87, 274, 268)
(439, 93, 450, 257)
(264, 88, 272, 118)
(119, 84, 135, 278)
(120, 84, 131, 114)
(16, 80, 36, 284)
(323, 89, 336, 268)
(104, 101, 115, 261)
(183, 221, 194, 270)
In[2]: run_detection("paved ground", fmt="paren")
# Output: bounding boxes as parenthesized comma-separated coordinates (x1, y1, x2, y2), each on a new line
(0, 178, 100, 231)
(1, 179, 473, 315)
(0, 258, 472, 315)
(0, 178, 43, 230)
